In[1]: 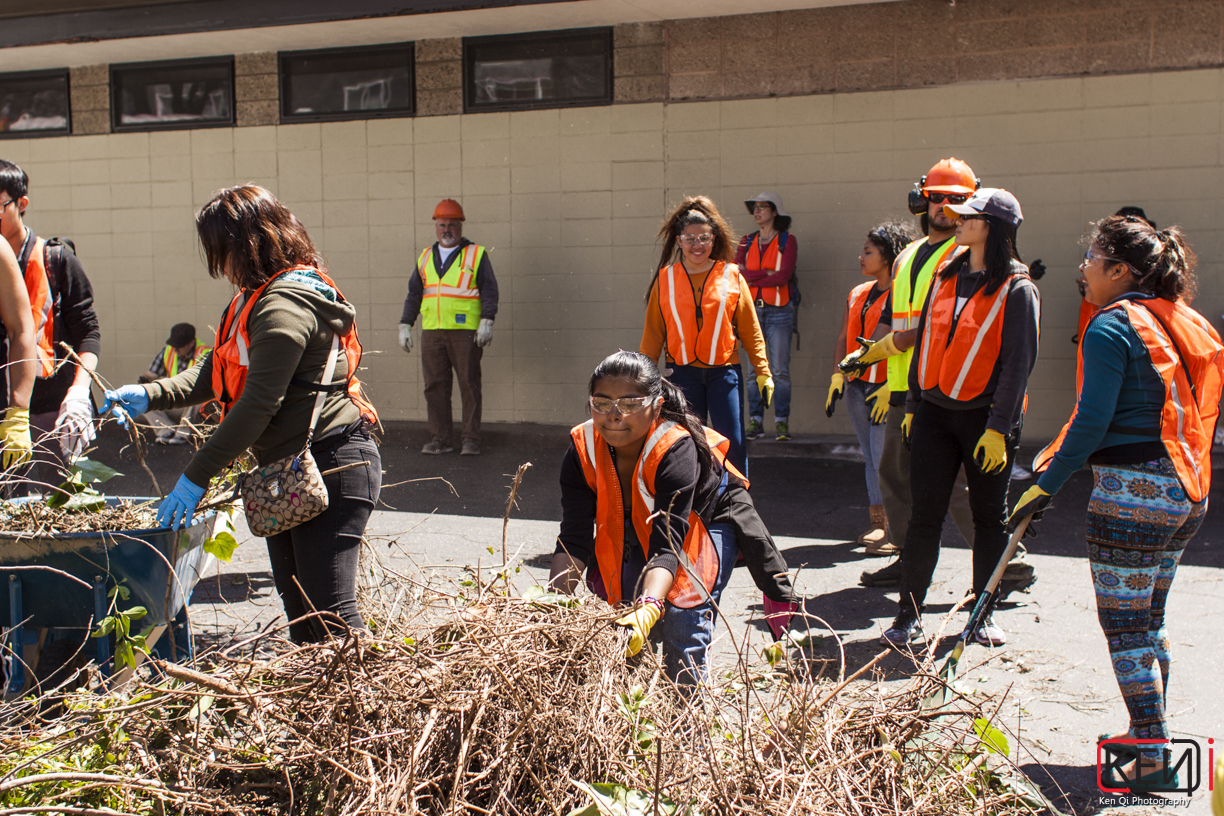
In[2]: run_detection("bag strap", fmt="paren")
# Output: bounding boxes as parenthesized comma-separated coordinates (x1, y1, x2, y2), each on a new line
(305, 334, 341, 448)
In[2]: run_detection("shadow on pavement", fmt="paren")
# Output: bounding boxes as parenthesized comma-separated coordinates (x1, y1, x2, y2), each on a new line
(192, 570, 277, 604)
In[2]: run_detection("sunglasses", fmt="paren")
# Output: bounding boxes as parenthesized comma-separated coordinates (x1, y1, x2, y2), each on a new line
(589, 395, 656, 416)
(926, 193, 969, 205)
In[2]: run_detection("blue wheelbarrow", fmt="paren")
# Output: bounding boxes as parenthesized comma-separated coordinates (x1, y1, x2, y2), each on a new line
(0, 497, 223, 695)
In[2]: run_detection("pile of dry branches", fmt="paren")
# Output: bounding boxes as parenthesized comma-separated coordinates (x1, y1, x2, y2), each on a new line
(0, 498, 159, 535)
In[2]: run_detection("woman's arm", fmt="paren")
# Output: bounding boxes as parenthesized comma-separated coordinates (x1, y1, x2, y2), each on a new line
(639, 279, 667, 363)
(746, 234, 797, 288)
(985, 277, 1040, 435)
(0, 239, 35, 409)
(733, 273, 772, 377)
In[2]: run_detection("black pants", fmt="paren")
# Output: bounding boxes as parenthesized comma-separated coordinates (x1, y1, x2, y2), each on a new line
(900, 402, 1018, 611)
(266, 427, 382, 643)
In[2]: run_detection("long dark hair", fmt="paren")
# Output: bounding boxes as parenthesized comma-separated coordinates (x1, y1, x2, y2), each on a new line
(1092, 214, 1197, 302)
(588, 351, 715, 480)
(645, 196, 736, 300)
(196, 184, 324, 290)
(940, 215, 1021, 295)
(867, 219, 920, 269)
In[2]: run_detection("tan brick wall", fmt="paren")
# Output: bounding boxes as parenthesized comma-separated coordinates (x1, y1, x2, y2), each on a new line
(2, 67, 1222, 441)
(69, 64, 109, 135)
(416, 38, 462, 117)
(235, 52, 278, 127)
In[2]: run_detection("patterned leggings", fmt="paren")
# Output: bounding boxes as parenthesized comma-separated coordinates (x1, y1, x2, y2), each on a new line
(1087, 458, 1207, 747)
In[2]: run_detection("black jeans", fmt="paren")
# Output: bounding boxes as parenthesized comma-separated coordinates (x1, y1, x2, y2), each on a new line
(266, 427, 382, 643)
(900, 402, 1018, 611)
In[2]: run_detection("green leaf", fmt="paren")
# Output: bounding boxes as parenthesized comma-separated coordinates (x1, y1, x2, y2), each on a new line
(124, 605, 148, 620)
(71, 458, 122, 484)
(92, 616, 115, 637)
(973, 717, 1009, 756)
(203, 531, 239, 562)
(115, 640, 135, 671)
(763, 643, 783, 667)
(116, 584, 130, 601)
(522, 585, 547, 602)
(61, 489, 106, 512)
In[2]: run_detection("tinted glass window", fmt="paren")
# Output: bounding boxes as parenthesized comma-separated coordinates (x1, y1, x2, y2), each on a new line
(465, 28, 611, 112)
(281, 44, 414, 122)
(111, 58, 233, 131)
(0, 71, 70, 137)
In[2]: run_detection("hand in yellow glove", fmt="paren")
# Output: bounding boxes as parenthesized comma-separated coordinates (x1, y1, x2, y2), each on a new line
(838, 333, 901, 377)
(756, 375, 774, 409)
(865, 382, 891, 425)
(615, 599, 663, 657)
(973, 428, 1009, 474)
(825, 372, 844, 418)
(1008, 484, 1050, 537)
(0, 406, 32, 469)
(901, 412, 914, 450)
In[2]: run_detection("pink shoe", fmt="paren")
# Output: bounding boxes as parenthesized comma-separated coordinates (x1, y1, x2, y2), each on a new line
(763, 596, 799, 641)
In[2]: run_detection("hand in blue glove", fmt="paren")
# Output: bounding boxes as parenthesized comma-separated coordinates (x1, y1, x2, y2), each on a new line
(99, 384, 149, 428)
(157, 474, 206, 530)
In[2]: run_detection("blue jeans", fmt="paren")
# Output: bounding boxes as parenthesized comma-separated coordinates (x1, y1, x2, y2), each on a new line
(659, 523, 738, 684)
(745, 303, 794, 421)
(668, 364, 746, 475)
(845, 379, 886, 504)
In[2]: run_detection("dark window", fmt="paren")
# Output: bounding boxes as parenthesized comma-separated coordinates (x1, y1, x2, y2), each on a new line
(110, 57, 233, 131)
(0, 70, 70, 138)
(280, 44, 414, 122)
(464, 28, 612, 113)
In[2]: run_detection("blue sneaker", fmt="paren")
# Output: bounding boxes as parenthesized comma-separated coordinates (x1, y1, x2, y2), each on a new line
(881, 607, 923, 646)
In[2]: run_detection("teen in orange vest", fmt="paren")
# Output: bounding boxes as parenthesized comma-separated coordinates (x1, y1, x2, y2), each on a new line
(882, 189, 1040, 648)
(640, 196, 772, 476)
(102, 185, 381, 644)
(1011, 216, 1224, 790)
(0, 236, 36, 469)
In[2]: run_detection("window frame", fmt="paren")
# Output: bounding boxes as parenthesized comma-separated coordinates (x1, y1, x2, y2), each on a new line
(0, 69, 72, 140)
(109, 56, 235, 133)
(463, 27, 613, 114)
(278, 42, 416, 124)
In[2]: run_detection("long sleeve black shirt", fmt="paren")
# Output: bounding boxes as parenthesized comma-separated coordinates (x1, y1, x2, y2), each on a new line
(399, 238, 499, 326)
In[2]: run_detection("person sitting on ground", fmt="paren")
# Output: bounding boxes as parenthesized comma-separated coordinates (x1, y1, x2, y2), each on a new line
(138, 323, 211, 445)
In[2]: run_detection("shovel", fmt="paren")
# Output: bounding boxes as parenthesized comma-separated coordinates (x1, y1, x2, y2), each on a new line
(927, 514, 1032, 708)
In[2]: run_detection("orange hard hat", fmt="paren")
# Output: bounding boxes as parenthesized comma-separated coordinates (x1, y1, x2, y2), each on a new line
(432, 198, 465, 221)
(922, 158, 979, 195)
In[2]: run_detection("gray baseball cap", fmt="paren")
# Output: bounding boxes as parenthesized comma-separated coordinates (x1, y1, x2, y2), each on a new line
(944, 187, 1023, 227)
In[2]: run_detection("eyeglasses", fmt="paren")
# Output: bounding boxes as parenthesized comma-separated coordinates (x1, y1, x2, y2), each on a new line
(0, 199, 13, 212)
(677, 233, 714, 247)
(590, 395, 655, 416)
(752, 203, 773, 212)
(1083, 248, 1127, 267)
(926, 193, 968, 205)
(957, 213, 986, 221)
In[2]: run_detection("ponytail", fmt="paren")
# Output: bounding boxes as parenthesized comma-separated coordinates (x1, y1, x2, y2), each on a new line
(1151, 227, 1198, 302)
(1092, 216, 1197, 302)
(645, 195, 737, 301)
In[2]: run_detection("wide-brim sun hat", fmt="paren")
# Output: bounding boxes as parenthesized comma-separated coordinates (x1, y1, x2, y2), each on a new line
(744, 191, 788, 217)
(944, 187, 1023, 228)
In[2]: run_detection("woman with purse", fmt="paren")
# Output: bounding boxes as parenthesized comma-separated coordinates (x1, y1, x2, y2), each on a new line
(101, 185, 381, 644)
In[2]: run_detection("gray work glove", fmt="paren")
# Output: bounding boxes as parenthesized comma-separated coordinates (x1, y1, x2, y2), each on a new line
(475, 318, 494, 348)
(398, 322, 413, 353)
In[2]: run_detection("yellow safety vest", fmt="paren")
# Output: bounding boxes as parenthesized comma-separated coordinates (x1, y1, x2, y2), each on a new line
(162, 339, 210, 377)
(417, 243, 486, 331)
(887, 237, 960, 391)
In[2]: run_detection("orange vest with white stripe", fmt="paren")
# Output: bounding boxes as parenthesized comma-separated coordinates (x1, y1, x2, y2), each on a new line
(19, 235, 56, 379)
(656, 261, 741, 366)
(1034, 297, 1224, 502)
(917, 271, 1020, 402)
(212, 266, 378, 427)
(417, 242, 485, 331)
(845, 281, 890, 384)
(743, 232, 789, 307)
(570, 418, 745, 609)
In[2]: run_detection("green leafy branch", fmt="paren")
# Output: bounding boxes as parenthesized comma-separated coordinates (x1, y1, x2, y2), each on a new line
(46, 457, 121, 512)
(91, 580, 154, 672)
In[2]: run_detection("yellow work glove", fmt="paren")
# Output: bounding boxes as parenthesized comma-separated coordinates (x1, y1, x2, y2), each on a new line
(974, 429, 1009, 474)
(756, 375, 774, 409)
(838, 333, 902, 377)
(825, 372, 844, 418)
(1213, 754, 1224, 816)
(615, 600, 663, 657)
(901, 412, 914, 449)
(0, 406, 32, 469)
(1008, 484, 1051, 537)
(865, 382, 891, 425)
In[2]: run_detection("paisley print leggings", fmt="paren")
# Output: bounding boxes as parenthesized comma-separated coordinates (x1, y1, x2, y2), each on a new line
(1087, 458, 1207, 746)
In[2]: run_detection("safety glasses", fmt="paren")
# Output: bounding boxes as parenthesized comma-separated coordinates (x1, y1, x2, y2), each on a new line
(589, 396, 656, 416)
(926, 192, 969, 205)
(677, 233, 714, 247)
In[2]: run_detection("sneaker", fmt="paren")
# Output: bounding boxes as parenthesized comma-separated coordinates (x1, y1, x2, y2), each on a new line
(860, 559, 903, 587)
(461, 440, 481, 456)
(881, 607, 924, 646)
(164, 433, 189, 446)
(774, 420, 790, 441)
(421, 440, 454, 454)
(973, 613, 1006, 647)
(746, 418, 764, 440)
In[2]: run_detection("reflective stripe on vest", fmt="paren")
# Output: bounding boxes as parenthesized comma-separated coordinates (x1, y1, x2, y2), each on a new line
(745, 232, 789, 308)
(570, 418, 722, 609)
(887, 237, 960, 391)
(18, 233, 55, 379)
(845, 281, 889, 384)
(917, 273, 1014, 401)
(419, 243, 484, 331)
(657, 261, 740, 366)
(1034, 297, 1224, 502)
(162, 339, 210, 378)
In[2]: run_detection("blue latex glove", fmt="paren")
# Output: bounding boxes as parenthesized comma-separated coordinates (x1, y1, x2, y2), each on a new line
(100, 384, 149, 428)
(157, 474, 206, 530)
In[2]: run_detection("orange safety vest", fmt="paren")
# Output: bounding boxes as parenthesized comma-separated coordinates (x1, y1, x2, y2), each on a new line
(1034, 297, 1224, 502)
(845, 281, 890, 384)
(17, 234, 56, 379)
(1075, 297, 1098, 344)
(570, 418, 748, 609)
(917, 271, 1025, 402)
(212, 266, 378, 427)
(743, 232, 789, 307)
(656, 261, 741, 366)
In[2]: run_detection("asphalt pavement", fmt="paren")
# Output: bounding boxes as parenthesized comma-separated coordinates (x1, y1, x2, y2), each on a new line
(90, 420, 1224, 815)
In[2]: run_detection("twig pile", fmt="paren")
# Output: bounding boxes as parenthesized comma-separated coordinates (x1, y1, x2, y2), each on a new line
(0, 498, 158, 535)
(0, 580, 1053, 816)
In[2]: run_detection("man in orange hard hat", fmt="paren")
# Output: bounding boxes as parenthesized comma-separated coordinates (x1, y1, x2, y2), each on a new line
(399, 198, 499, 456)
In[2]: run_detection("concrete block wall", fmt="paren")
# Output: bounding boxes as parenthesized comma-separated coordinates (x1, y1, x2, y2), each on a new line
(2, 67, 1222, 442)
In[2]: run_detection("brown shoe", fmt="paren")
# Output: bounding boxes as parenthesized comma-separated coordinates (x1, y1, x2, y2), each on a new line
(461, 440, 481, 456)
(422, 440, 454, 454)
(860, 505, 898, 556)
